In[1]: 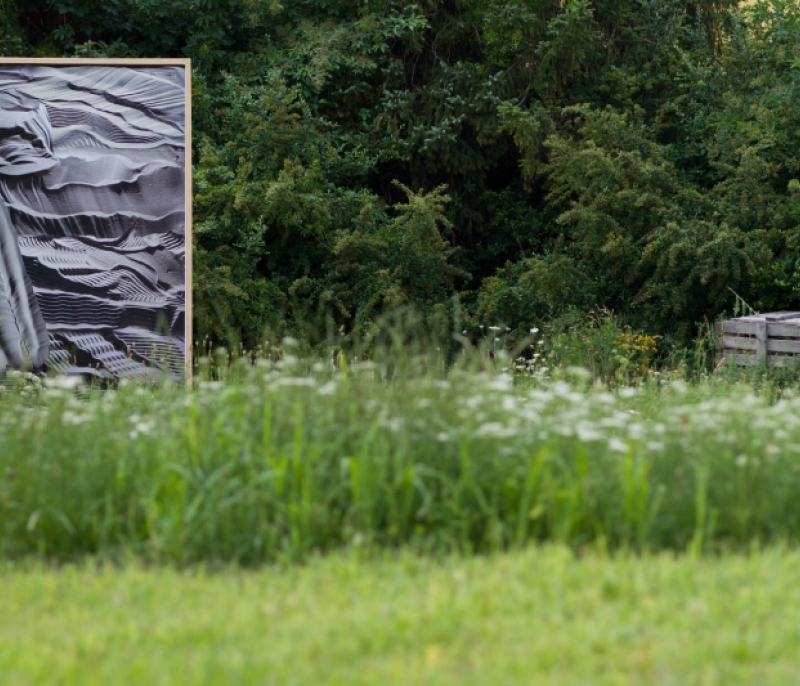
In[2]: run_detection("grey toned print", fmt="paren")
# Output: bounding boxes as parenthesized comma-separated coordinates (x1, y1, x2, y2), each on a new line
(0, 65, 187, 379)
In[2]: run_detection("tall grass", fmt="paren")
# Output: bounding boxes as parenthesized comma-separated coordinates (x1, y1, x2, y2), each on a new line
(3, 341, 800, 565)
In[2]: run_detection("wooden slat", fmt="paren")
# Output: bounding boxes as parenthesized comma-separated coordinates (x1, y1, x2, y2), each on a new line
(723, 320, 800, 337)
(755, 322, 768, 363)
(723, 340, 800, 352)
(768, 339, 800, 354)
(721, 321, 763, 335)
(767, 322, 800, 338)
(0, 58, 190, 65)
(723, 336, 757, 351)
(721, 352, 800, 367)
(769, 356, 800, 368)
(722, 353, 757, 366)
(764, 312, 800, 321)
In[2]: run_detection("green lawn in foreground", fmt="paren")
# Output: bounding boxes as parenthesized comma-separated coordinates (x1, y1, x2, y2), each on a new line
(2, 547, 798, 685)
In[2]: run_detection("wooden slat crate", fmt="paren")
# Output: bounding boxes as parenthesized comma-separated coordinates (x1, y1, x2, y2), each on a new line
(715, 312, 800, 367)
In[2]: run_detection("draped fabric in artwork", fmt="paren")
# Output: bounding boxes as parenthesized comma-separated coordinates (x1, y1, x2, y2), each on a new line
(0, 65, 186, 379)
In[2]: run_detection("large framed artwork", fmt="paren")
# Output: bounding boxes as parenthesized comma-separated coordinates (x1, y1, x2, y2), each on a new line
(0, 58, 192, 381)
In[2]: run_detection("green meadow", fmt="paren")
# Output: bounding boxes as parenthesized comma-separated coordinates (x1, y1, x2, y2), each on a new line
(3, 547, 800, 685)
(4, 346, 800, 682)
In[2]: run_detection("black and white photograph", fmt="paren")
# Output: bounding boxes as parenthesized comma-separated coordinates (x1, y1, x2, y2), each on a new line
(0, 60, 190, 380)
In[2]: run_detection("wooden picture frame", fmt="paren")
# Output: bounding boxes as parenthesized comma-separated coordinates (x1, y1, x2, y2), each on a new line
(0, 58, 192, 381)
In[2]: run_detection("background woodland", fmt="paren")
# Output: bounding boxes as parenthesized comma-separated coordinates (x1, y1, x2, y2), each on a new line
(2, 0, 798, 351)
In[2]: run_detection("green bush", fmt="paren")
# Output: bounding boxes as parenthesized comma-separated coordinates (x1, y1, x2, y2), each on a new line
(7, 0, 800, 348)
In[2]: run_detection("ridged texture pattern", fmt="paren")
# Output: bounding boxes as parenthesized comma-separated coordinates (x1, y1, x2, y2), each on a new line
(0, 65, 186, 379)
(0, 197, 49, 369)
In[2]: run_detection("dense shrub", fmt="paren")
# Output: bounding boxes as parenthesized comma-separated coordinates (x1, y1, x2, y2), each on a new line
(4, 0, 800, 346)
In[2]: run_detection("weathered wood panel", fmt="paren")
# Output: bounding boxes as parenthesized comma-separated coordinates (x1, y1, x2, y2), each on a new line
(721, 353, 757, 366)
(720, 321, 800, 335)
(720, 321, 762, 335)
(716, 314, 800, 367)
(720, 353, 800, 368)
(767, 323, 800, 338)
(764, 312, 800, 321)
(722, 336, 757, 351)
(755, 322, 768, 363)
(768, 339, 800, 354)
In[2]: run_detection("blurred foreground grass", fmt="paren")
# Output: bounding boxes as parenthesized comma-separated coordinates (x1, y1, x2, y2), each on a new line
(3, 353, 800, 562)
(2, 547, 799, 685)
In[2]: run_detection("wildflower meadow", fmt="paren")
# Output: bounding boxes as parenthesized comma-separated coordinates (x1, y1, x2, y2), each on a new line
(3, 342, 800, 564)
(4, 329, 800, 683)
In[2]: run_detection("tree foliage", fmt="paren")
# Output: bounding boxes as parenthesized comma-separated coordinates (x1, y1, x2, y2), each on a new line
(4, 0, 800, 345)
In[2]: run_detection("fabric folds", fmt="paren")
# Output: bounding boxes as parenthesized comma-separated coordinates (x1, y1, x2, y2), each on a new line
(0, 66, 186, 379)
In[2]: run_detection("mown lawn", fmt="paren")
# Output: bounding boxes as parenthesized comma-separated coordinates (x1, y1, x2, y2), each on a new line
(2, 547, 799, 685)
